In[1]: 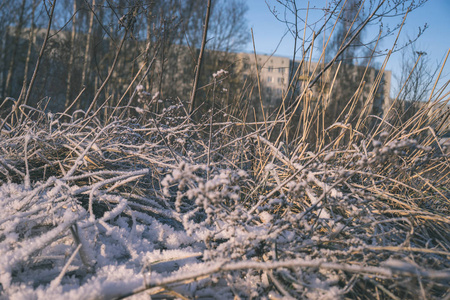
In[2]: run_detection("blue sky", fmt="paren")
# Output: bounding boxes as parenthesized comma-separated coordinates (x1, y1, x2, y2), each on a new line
(244, 0, 450, 98)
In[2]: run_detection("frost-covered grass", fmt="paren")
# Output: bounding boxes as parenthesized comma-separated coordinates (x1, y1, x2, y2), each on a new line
(0, 96, 449, 299)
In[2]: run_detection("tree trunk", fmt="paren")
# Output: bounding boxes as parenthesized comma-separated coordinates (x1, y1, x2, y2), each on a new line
(3, 0, 27, 99)
(23, 0, 57, 107)
(145, 7, 153, 92)
(18, 0, 36, 106)
(78, 0, 96, 110)
(65, 0, 77, 109)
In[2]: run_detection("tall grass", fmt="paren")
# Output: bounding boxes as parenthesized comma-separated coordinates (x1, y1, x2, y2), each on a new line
(0, 2, 449, 299)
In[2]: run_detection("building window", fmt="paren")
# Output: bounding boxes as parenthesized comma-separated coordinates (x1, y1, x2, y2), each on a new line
(266, 87, 272, 93)
(278, 68, 283, 74)
(267, 77, 272, 82)
(268, 66, 273, 72)
(277, 77, 284, 83)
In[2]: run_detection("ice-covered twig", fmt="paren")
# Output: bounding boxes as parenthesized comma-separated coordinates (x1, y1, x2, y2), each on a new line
(50, 244, 82, 289)
(0, 217, 77, 287)
(88, 169, 148, 220)
(113, 258, 450, 299)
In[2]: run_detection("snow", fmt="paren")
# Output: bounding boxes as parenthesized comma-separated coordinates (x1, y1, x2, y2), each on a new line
(212, 69, 228, 78)
(0, 113, 448, 299)
(0, 175, 207, 298)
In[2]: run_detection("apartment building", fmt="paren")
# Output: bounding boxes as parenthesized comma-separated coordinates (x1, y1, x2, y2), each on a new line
(235, 53, 290, 108)
(233, 53, 391, 120)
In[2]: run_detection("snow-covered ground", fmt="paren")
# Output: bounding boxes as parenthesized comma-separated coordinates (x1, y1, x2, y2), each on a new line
(1, 104, 449, 299)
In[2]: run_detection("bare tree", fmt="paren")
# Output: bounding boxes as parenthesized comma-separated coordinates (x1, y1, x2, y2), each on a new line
(325, 0, 372, 129)
(268, 0, 429, 146)
(395, 45, 440, 103)
(3, 0, 28, 99)
(64, 0, 77, 109)
(79, 0, 96, 103)
(18, 0, 37, 105)
(23, 0, 57, 107)
(207, 0, 249, 53)
(391, 43, 440, 123)
(0, 0, 249, 114)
